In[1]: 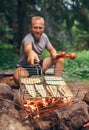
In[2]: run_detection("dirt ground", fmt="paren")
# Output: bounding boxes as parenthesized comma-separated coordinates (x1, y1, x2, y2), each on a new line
(67, 82, 89, 100)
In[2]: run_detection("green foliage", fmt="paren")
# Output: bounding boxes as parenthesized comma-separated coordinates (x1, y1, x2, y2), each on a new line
(0, 15, 13, 42)
(63, 50, 89, 81)
(1, 0, 89, 51)
(41, 49, 50, 59)
(71, 20, 89, 50)
(0, 41, 19, 70)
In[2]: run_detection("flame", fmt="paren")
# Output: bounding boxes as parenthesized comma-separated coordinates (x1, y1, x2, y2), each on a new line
(21, 97, 72, 119)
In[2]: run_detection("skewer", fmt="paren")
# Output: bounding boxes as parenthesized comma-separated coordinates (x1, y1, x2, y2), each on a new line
(56, 52, 76, 60)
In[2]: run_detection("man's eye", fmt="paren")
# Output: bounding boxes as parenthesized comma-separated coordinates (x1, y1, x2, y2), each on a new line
(33, 27, 43, 29)
(39, 27, 43, 29)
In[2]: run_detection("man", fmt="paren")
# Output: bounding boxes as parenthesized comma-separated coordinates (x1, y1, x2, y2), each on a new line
(14, 16, 64, 83)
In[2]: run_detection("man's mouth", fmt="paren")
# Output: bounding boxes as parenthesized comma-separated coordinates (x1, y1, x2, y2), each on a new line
(35, 33, 41, 38)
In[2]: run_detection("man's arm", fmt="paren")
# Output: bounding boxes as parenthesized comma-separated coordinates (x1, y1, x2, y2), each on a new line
(47, 45, 57, 59)
(24, 43, 40, 65)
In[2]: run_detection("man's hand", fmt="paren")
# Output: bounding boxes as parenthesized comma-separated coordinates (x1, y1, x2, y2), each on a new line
(47, 45, 57, 59)
(27, 50, 40, 66)
(24, 43, 40, 66)
(51, 52, 57, 59)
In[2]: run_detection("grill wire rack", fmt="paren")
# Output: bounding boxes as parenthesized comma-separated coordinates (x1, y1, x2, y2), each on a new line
(19, 65, 73, 99)
(18, 65, 73, 118)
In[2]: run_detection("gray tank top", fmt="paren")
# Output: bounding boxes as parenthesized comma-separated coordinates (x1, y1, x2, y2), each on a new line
(17, 33, 51, 67)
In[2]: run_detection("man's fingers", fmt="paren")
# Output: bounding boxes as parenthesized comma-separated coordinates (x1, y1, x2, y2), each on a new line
(36, 56, 40, 62)
(30, 58, 35, 66)
(27, 54, 40, 66)
(34, 55, 40, 63)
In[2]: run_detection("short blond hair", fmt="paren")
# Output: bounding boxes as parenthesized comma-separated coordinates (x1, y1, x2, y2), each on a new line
(31, 16, 45, 25)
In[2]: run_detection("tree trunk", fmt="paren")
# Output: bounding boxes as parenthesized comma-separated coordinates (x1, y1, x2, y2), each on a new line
(17, 0, 26, 48)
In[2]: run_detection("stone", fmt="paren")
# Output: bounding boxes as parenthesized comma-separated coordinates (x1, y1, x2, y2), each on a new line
(83, 91, 89, 104)
(0, 114, 32, 130)
(55, 101, 89, 130)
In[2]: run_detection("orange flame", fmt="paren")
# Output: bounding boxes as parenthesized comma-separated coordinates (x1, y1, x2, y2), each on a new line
(21, 97, 72, 119)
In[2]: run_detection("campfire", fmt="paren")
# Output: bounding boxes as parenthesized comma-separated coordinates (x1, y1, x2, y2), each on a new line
(19, 75, 73, 119)
(21, 97, 72, 119)
(1, 69, 89, 130)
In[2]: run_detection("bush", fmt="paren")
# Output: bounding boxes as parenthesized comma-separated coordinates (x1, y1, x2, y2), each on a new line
(0, 41, 19, 70)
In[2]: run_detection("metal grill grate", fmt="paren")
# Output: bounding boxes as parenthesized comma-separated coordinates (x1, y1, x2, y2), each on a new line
(18, 66, 73, 119)
(19, 75, 73, 100)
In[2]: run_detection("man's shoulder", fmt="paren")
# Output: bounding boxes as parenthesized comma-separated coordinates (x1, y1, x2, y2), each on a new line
(22, 33, 34, 43)
(42, 33, 49, 40)
(42, 33, 47, 37)
(24, 33, 33, 39)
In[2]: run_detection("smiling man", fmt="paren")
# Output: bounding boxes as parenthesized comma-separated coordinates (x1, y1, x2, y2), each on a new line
(14, 16, 64, 83)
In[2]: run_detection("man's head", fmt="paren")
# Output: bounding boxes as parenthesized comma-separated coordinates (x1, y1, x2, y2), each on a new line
(30, 16, 45, 41)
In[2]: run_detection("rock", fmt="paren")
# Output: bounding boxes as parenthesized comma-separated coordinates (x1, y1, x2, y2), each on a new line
(0, 83, 14, 100)
(81, 127, 89, 130)
(0, 76, 18, 88)
(0, 70, 13, 77)
(83, 91, 89, 104)
(13, 67, 29, 84)
(0, 114, 32, 130)
(55, 101, 89, 130)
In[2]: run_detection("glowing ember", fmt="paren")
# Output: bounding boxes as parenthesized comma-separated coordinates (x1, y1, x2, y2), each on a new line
(21, 97, 72, 119)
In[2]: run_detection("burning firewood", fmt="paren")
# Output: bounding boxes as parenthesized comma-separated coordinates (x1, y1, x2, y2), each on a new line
(21, 97, 72, 119)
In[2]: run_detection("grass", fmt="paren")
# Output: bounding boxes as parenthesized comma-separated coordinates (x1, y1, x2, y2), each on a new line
(0, 42, 89, 82)
(41, 50, 89, 82)
(63, 50, 89, 81)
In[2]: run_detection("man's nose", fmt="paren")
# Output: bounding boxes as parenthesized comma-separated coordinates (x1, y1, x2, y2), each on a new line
(36, 27, 40, 32)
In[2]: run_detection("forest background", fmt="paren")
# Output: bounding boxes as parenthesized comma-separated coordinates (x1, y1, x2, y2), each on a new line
(1, 0, 89, 81)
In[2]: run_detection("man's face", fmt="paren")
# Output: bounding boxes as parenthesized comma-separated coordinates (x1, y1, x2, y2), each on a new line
(30, 19, 45, 41)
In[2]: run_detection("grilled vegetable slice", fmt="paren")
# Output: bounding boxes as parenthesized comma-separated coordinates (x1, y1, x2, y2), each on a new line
(20, 77, 41, 84)
(35, 85, 47, 97)
(44, 76, 63, 81)
(46, 85, 60, 97)
(25, 84, 36, 97)
(58, 85, 73, 98)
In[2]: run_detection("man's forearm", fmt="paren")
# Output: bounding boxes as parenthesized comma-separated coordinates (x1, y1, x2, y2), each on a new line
(24, 43, 33, 56)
